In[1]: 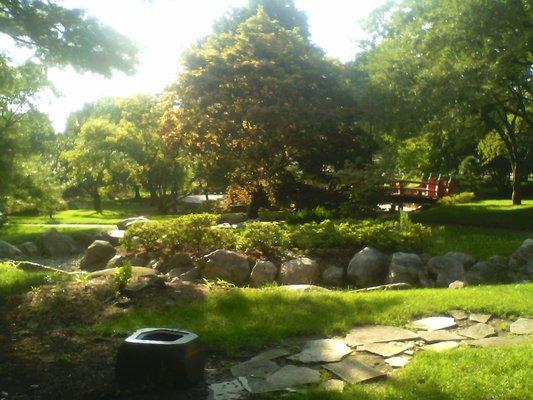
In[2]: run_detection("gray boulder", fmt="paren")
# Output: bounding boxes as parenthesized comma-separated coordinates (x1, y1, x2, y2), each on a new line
(250, 260, 278, 287)
(346, 247, 389, 288)
(387, 252, 427, 286)
(106, 254, 127, 268)
(72, 232, 98, 248)
(162, 253, 194, 274)
(444, 251, 476, 270)
(80, 240, 117, 271)
(42, 229, 79, 257)
(105, 229, 125, 246)
(321, 266, 345, 286)
(116, 216, 149, 230)
(465, 257, 512, 285)
(18, 241, 39, 257)
(279, 258, 319, 285)
(427, 255, 465, 287)
(179, 266, 202, 282)
(203, 249, 251, 285)
(0, 240, 24, 259)
(509, 239, 533, 268)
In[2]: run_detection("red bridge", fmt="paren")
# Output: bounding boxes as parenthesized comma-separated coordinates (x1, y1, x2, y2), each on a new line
(386, 176, 454, 204)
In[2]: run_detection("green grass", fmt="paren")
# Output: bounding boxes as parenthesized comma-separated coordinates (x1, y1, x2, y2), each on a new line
(0, 262, 65, 298)
(284, 343, 533, 400)
(0, 224, 104, 244)
(429, 225, 532, 259)
(97, 283, 532, 354)
(412, 199, 533, 230)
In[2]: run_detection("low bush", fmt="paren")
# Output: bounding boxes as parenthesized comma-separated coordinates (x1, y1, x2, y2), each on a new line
(439, 192, 475, 205)
(114, 263, 132, 295)
(235, 222, 289, 255)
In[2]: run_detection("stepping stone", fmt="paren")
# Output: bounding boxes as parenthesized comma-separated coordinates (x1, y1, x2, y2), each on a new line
(323, 357, 386, 384)
(250, 348, 291, 362)
(417, 330, 465, 343)
(288, 338, 352, 363)
(412, 317, 456, 331)
(469, 313, 491, 323)
(510, 318, 533, 335)
(265, 365, 321, 388)
(449, 310, 468, 320)
(230, 359, 280, 378)
(320, 379, 345, 392)
(466, 335, 533, 348)
(345, 325, 418, 346)
(422, 341, 460, 352)
(238, 376, 279, 394)
(209, 379, 247, 400)
(385, 356, 411, 368)
(358, 342, 412, 357)
(458, 323, 495, 339)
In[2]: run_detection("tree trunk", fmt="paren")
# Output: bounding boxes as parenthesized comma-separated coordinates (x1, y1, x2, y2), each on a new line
(247, 188, 268, 219)
(511, 163, 522, 205)
(93, 190, 102, 212)
(149, 187, 158, 206)
(133, 185, 141, 200)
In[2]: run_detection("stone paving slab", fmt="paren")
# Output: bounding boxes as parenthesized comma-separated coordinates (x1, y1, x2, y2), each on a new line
(449, 310, 468, 320)
(323, 356, 386, 384)
(208, 379, 247, 400)
(265, 365, 321, 388)
(466, 335, 533, 348)
(288, 338, 352, 363)
(469, 313, 492, 323)
(385, 356, 411, 368)
(417, 330, 465, 343)
(345, 325, 419, 346)
(412, 317, 456, 331)
(457, 323, 495, 339)
(358, 342, 412, 357)
(510, 318, 533, 335)
(422, 341, 460, 352)
(250, 348, 291, 362)
(230, 359, 279, 378)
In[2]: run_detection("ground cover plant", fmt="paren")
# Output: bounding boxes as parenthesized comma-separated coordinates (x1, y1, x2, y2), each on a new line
(0, 263, 63, 298)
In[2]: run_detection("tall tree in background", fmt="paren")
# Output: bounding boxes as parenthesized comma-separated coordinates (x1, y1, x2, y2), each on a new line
(359, 0, 532, 203)
(164, 8, 369, 218)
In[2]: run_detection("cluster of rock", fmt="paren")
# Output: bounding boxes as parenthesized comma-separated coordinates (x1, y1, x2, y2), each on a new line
(208, 314, 533, 398)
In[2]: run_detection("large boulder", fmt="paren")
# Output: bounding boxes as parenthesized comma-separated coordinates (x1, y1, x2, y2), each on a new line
(42, 229, 79, 257)
(387, 252, 427, 286)
(0, 240, 24, 259)
(465, 257, 512, 285)
(116, 216, 150, 230)
(106, 254, 127, 268)
(72, 232, 98, 249)
(346, 247, 389, 288)
(250, 260, 278, 287)
(444, 251, 476, 270)
(508, 239, 533, 281)
(427, 255, 465, 287)
(203, 249, 251, 285)
(179, 266, 202, 282)
(279, 258, 319, 285)
(321, 266, 345, 286)
(17, 241, 39, 257)
(80, 240, 117, 271)
(160, 253, 194, 274)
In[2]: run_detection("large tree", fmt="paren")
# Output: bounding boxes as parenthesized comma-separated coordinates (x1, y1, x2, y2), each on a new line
(359, 0, 532, 203)
(164, 9, 369, 217)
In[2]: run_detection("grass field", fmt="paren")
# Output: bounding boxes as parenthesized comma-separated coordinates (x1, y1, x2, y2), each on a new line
(0, 263, 64, 298)
(0, 224, 105, 245)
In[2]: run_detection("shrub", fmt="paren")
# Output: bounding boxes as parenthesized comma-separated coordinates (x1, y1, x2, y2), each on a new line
(286, 206, 336, 224)
(114, 263, 132, 295)
(439, 192, 475, 205)
(236, 222, 289, 254)
(288, 220, 347, 253)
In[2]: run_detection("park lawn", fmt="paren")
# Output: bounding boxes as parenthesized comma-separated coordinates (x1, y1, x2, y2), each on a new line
(97, 283, 532, 354)
(283, 343, 533, 400)
(0, 262, 66, 298)
(412, 199, 533, 230)
(429, 225, 532, 260)
(0, 224, 104, 245)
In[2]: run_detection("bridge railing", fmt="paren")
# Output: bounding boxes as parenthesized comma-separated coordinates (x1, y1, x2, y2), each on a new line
(388, 177, 454, 200)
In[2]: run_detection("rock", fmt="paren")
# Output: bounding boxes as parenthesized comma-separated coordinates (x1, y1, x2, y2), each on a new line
(79, 240, 117, 271)
(444, 251, 476, 270)
(179, 267, 202, 282)
(116, 216, 149, 230)
(321, 266, 344, 286)
(106, 229, 125, 246)
(385, 356, 410, 368)
(323, 357, 385, 384)
(457, 323, 495, 339)
(469, 313, 491, 324)
(230, 359, 279, 378)
(449, 310, 468, 321)
(130, 252, 150, 267)
(422, 341, 460, 352)
(448, 280, 465, 289)
(164, 253, 194, 273)
(320, 379, 345, 392)
(203, 250, 250, 286)
(412, 317, 456, 331)
(465, 259, 512, 285)
(72, 232, 98, 248)
(353, 283, 412, 292)
(17, 241, 39, 257)
(387, 252, 427, 286)
(250, 349, 291, 362)
(250, 260, 278, 287)
(345, 325, 419, 346)
(288, 339, 352, 363)
(208, 379, 247, 400)
(279, 258, 319, 285)
(510, 318, 533, 335)
(124, 276, 166, 295)
(106, 254, 127, 268)
(417, 330, 465, 343)
(265, 365, 321, 388)
(509, 239, 533, 268)
(281, 284, 330, 292)
(42, 229, 79, 257)
(346, 247, 389, 288)
(167, 267, 187, 279)
(427, 255, 465, 287)
(0, 240, 24, 259)
(357, 342, 412, 357)
(88, 266, 156, 279)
